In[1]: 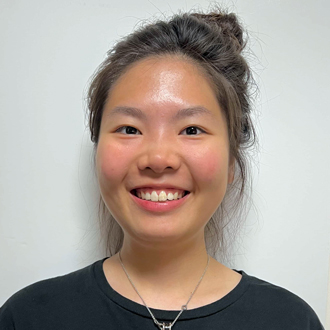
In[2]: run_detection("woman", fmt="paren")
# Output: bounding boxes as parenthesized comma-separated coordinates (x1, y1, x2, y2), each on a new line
(0, 8, 324, 330)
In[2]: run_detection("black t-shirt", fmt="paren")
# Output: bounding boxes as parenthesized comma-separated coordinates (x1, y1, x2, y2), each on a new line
(0, 258, 324, 329)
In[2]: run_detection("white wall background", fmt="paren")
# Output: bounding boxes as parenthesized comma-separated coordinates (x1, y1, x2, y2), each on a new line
(0, 0, 329, 326)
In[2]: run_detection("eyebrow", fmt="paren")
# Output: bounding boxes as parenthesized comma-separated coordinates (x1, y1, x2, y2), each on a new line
(107, 105, 215, 121)
(173, 106, 215, 120)
(107, 106, 147, 120)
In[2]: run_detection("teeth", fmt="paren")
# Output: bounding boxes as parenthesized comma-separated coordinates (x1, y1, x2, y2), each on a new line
(137, 190, 186, 202)
(151, 191, 158, 202)
(158, 191, 167, 202)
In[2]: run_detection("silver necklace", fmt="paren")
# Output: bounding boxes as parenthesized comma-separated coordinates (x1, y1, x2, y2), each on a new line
(118, 251, 210, 330)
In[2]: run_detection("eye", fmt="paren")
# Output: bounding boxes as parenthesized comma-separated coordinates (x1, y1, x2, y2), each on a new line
(180, 126, 205, 135)
(115, 126, 141, 135)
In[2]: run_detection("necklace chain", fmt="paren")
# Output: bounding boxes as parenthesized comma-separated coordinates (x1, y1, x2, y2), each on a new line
(118, 251, 210, 330)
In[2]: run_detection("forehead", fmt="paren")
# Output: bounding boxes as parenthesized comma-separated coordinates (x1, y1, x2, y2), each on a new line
(112, 55, 212, 89)
(103, 56, 223, 123)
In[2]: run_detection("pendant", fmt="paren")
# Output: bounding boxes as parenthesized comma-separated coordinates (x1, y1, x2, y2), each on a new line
(159, 322, 172, 330)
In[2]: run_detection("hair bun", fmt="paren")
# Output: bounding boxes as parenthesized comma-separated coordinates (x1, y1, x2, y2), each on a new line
(192, 12, 244, 52)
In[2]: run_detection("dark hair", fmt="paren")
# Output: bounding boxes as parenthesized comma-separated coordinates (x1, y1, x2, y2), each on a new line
(87, 8, 257, 262)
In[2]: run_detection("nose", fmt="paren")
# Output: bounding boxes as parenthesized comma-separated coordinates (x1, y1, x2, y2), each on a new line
(137, 136, 181, 174)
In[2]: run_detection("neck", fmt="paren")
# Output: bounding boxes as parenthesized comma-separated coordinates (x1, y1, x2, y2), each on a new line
(118, 234, 209, 293)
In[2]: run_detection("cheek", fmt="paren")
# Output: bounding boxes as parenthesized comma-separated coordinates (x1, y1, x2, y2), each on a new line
(96, 142, 130, 183)
(187, 145, 228, 185)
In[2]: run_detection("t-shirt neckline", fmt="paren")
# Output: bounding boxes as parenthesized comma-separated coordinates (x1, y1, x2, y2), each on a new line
(93, 257, 251, 321)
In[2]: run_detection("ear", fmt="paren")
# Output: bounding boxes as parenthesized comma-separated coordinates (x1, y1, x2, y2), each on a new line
(227, 156, 235, 184)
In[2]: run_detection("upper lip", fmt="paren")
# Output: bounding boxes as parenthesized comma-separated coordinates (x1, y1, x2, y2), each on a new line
(130, 184, 190, 192)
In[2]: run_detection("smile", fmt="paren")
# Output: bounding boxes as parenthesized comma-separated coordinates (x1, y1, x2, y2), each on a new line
(130, 188, 191, 213)
(132, 188, 189, 202)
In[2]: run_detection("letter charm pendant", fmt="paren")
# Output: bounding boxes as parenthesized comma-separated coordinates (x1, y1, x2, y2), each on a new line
(160, 322, 172, 330)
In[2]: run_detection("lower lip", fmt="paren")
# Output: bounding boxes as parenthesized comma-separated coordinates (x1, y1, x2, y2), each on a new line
(130, 193, 190, 213)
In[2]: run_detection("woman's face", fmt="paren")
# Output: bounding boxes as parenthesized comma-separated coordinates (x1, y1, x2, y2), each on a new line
(96, 56, 234, 245)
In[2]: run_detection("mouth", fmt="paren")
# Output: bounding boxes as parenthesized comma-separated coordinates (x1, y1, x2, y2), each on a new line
(130, 188, 190, 202)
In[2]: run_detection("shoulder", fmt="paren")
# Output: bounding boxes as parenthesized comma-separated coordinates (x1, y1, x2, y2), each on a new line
(244, 272, 314, 308)
(5, 261, 94, 305)
(238, 271, 324, 329)
(0, 260, 103, 327)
